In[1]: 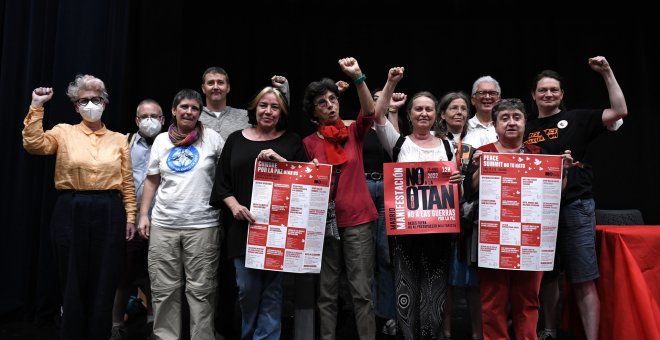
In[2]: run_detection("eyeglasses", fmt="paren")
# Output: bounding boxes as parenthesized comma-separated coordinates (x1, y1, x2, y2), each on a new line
(137, 114, 162, 120)
(77, 97, 103, 106)
(474, 90, 500, 97)
(315, 95, 338, 108)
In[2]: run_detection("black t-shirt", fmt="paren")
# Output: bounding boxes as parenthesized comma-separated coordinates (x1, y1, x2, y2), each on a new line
(210, 129, 307, 258)
(362, 128, 391, 173)
(524, 109, 606, 203)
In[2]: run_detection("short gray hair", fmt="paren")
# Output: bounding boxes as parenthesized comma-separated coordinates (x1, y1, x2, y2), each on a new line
(65, 74, 109, 103)
(471, 75, 501, 96)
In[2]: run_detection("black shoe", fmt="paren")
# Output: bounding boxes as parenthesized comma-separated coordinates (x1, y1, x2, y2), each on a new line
(141, 320, 153, 340)
(110, 325, 127, 340)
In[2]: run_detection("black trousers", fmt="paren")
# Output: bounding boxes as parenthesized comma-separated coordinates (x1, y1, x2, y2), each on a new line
(51, 190, 126, 340)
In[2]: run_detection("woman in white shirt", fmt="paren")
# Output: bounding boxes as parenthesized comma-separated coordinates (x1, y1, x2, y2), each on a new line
(137, 89, 224, 340)
(373, 67, 463, 339)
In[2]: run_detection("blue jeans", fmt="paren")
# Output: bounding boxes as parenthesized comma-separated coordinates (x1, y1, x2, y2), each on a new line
(366, 178, 396, 320)
(233, 257, 283, 340)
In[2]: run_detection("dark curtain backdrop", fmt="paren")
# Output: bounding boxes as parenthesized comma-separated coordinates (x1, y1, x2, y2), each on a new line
(1, 0, 657, 323)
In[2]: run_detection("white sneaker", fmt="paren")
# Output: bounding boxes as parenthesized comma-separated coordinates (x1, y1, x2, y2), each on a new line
(538, 329, 556, 340)
(382, 319, 397, 336)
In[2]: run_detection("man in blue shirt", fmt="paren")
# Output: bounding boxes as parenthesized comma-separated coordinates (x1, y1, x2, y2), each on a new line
(110, 99, 164, 340)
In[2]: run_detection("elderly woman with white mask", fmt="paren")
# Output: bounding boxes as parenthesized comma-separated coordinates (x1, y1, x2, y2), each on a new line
(22, 74, 136, 340)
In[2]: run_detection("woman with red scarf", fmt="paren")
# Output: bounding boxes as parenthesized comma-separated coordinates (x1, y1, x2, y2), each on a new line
(302, 57, 378, 340)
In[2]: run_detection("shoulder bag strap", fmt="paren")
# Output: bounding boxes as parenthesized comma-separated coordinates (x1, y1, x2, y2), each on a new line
(392, 135, 406, 162)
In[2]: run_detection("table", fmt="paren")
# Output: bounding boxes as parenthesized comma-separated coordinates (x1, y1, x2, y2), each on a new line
(562, 225, 660, 340)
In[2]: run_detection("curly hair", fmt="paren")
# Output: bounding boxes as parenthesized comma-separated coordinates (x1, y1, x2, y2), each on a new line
(302, 78, 339, 123)
(65, 74, 109, 103)
(491, 98, 527, 122)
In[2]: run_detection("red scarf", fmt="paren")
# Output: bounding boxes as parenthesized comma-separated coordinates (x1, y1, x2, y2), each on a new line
(318, 119, 349, 165)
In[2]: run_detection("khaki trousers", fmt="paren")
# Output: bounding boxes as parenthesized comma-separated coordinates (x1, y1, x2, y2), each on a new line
(318, 222, 375, 340)
(148, 226, 220, 340)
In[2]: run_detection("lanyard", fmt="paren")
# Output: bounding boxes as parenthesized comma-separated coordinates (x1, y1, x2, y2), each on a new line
(455, 136, 463, 170)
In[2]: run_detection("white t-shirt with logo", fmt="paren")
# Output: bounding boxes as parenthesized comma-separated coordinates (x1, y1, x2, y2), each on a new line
(147, 129, 225, 229)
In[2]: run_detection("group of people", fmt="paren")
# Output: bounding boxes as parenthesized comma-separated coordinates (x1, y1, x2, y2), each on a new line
(22, 55, 626, 340)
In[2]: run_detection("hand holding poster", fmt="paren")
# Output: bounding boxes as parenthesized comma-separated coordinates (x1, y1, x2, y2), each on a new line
(245, 160, 332, 273)
(383, 161, 460, 235)
(477, 153, 563, 271)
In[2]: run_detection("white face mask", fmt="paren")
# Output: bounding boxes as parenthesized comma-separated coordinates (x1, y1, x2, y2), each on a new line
(79, 102, 104, 122)
(139, 117, 162, 137)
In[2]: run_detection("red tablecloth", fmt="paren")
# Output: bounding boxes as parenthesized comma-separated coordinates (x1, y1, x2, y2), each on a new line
(563, 225, 660, 339)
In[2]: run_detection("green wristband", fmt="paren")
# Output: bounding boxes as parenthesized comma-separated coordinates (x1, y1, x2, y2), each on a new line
(353, 74, 366, 85)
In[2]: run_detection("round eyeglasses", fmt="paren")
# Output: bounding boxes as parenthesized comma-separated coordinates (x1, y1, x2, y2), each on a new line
(315, 95, 338, 109)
